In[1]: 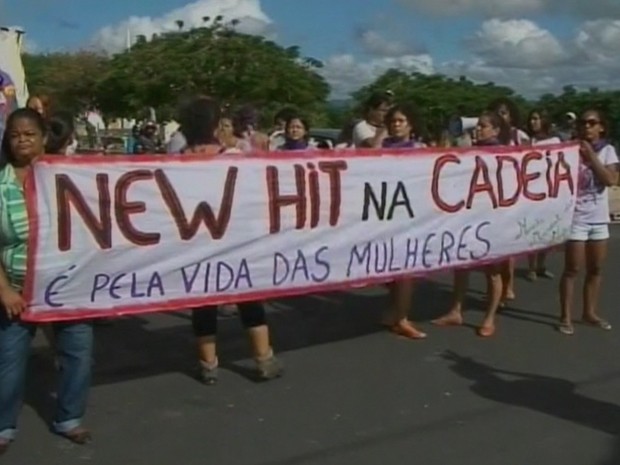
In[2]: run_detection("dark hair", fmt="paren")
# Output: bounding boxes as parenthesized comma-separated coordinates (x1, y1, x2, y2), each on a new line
(479, 110, 511, 145)
(1, 108, 47, 165)
(26, 94, 51, 118)
(526, 108, 552, 138)
(46, 112, 75, 154)
(284, 116, 310, 138)
(178, 97, 221, 147)
(274, 107, 297, 124)
(233, 104, 260, 137)
(337, 119, 360, 146)
(364, 92, 392, 113)
(488, 97, 520, 127)
(385, 103, 421, 138)
(579, 108, 609, 138)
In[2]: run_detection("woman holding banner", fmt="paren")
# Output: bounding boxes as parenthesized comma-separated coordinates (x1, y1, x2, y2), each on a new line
(380, 103, 428, 339)
(558, 109, 619, 336)
(0, 108, 93, 455)
(488, 98, 529, 305)
(432, 111, 510, 337)
(180, 97, 283, 383)
(525, 109, 561, 282)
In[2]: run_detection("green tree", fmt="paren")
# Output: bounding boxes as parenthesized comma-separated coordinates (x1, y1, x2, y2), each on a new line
(95, 24, 330, 124)
(22, 51, 109, 114)
(534, 87, 620, 137)
(350, 70, 530, 137)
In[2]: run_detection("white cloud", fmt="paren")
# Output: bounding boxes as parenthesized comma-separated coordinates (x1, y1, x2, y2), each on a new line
(398, 0, 620, 18)
(357, 30, 420, 57)
(439, 18, 620, 97)
(320, 53, 435, 98)
(91, 0, 273, 53)
(319, 17, 619, 98)
(22, 37, 38, 53)
(468, 19, 568, 68)
(85, 0, 620, 99)
(398, 0, 543, 17)
(574, 20, 620, 66)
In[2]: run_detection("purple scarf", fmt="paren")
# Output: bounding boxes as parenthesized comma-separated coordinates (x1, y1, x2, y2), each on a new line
(382, 137, 421, 149)
(476, 138, 500, 147)
(282, 138, 309, 151)
(592, 139, 609, 153)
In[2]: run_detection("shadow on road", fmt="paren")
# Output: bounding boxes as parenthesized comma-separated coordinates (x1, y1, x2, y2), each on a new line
(443, 351, 620, 435)
(19, 278, 558, 431)
(598, 437, 620, 465)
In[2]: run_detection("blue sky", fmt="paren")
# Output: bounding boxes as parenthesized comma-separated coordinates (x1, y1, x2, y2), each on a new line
(4, 0, 620, 97)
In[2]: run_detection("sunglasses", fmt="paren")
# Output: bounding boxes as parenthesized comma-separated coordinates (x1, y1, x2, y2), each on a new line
(579, 119, 600, 127)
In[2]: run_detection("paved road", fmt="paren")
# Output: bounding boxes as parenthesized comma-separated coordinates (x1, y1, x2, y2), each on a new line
(6, 227, 620, 465)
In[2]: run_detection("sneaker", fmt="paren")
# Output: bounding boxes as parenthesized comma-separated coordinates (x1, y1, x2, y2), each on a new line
(256, 353, 284, 380)
(198, 359, 218, 385)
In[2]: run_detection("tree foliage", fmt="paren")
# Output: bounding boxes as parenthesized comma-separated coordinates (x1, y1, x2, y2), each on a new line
(93, 24, 330, 122)
(351, 70, 529, 133)
(21, 32, 620, 135)
(22, 51, 109, 114)
(353, 70, 620, 137)
(21, 24, 329, 125)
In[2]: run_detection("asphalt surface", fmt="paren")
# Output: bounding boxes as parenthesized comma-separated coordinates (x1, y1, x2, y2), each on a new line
(5, 227, 620, 465)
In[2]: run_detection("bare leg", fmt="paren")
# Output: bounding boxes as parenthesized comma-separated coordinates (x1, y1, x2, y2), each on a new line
(536, 253, 554, 278)
(432, 271, 468, 326)
(583, 240, 609, 326)
(501, 259, 516, 300)
(196, 336, 217, 365)
(478, 266, 503, 337)
(384, 279, 426, 339)
(559, 241, 585, 334)
(246, 325, 273, 359)
(526, 255, 537, 281)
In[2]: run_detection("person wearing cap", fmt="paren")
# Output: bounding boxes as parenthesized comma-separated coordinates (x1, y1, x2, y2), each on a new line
(559, 112, 578, 141)
(133, 121, 162, 154)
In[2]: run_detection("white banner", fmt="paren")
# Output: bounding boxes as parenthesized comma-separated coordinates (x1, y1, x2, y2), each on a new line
(23, 145, 579, 321)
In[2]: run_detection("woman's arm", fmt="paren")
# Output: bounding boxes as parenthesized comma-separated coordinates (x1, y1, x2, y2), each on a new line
(0, 264, 26, 318)
(581, 142, 620, 187)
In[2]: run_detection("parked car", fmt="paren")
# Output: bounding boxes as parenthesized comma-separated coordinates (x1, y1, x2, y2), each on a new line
(308, 128, 340, 149)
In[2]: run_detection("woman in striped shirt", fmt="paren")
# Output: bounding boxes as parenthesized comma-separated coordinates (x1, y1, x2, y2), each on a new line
(0, 109, 94, 455)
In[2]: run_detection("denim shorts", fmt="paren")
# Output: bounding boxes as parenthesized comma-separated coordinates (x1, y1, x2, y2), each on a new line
(568, 223, 609, 242)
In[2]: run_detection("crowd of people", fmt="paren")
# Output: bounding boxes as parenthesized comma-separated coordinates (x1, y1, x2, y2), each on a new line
(0, 90, 617, 455)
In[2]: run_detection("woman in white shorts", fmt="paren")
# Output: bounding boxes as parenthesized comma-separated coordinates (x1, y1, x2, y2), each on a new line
(559, 109, 619, 335)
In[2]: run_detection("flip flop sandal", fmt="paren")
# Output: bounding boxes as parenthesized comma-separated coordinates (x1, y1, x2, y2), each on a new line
(537, 269, 554, 279)
(558, 323, 574, 336)
(583, 319, 612, 331)
(388, 323, 427, 340)
(477, 325, 496, 338)
(57, 428, 92, 445)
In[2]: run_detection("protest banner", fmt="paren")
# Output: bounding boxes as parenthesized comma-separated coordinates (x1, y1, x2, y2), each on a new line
(23, 144, 580, 321)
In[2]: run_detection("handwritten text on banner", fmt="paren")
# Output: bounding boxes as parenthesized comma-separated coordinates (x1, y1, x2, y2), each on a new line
(23, 145, 579, 321)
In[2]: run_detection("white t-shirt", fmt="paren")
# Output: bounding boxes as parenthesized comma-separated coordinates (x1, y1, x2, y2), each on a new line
(269, 130, 286, 151)
(574, 144, 619, 224)
(352, 120, 378, 147)
(167, 131, 187, 154)
(532, 136, 561, 146)
(510, 128, 530, 146)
